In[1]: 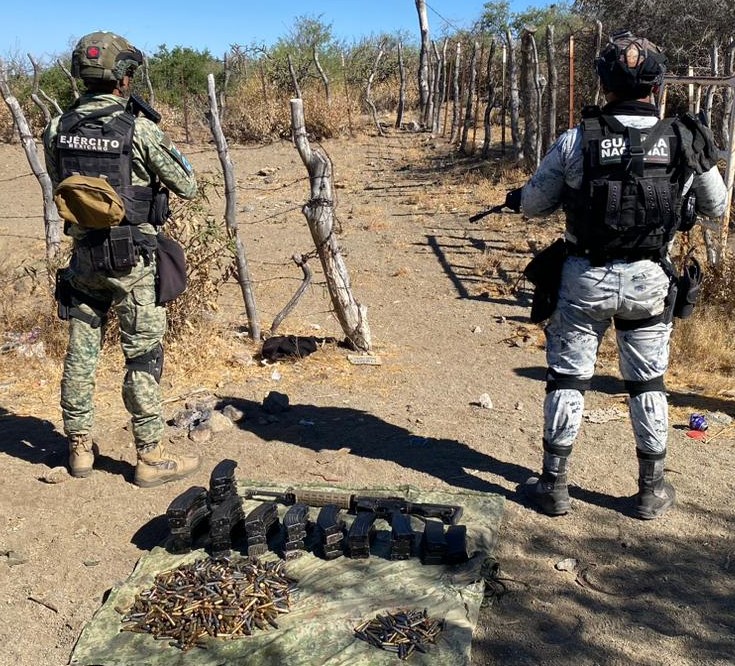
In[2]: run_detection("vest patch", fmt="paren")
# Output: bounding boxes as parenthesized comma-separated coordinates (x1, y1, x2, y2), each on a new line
(599, 136, 671, 165)
(58, 133, 122, 153)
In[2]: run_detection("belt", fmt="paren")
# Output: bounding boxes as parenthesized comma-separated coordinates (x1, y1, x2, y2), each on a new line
(566, 242, 660, 266)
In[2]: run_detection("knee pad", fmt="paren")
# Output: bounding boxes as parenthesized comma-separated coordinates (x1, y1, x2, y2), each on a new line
(545, 368, 591, 394)
(126, 343, 164, 383)
(625, 375, 665, 398)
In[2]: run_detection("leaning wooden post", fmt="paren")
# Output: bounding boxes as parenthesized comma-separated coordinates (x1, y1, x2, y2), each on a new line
(206, 73, 261, 341)
(0, 64, 61, 260)
(289, 98, 371, 351)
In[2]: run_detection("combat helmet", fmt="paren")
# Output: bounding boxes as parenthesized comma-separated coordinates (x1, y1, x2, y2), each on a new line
(71, 31, 143, 83)
(595, 30, 667, 99)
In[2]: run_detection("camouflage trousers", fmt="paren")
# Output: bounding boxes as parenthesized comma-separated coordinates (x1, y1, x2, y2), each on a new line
(543, 256, 672, 456)
(61, 245, 166, 449)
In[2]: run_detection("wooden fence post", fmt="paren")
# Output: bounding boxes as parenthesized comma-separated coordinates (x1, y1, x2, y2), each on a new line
(205, 73, 260, 341)
(289, 98, 371, 351)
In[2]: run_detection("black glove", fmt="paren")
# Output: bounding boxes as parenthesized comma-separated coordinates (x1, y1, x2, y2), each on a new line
(677, 113, 718, 174)
(504, 187, 523, 213)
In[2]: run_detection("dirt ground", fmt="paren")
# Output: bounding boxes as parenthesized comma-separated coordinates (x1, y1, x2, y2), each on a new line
(1, 126, 734, 666)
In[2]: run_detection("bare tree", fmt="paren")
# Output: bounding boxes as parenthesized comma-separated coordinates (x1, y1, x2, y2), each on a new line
(415, 0, 431, 126)
(460, 42, 479, 154)
(449, 42, 462, 144)
(481, 38, 497, 159)
(521, 28, 541, 171)
(290, 98, 371, 351)
(313, 45, 330, 104)
(142, 55, 155, 106)
(395, 41, 406, 129)
(546, 25, 558, 152)
(365, 46, 386, 137)
(506, 29, 522, 160)
(205, 74, 260, 340)
(287, 53, 302, 99)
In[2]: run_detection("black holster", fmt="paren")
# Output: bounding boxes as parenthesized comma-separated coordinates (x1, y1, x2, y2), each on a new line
(674, 256, 702, 319)
(523, 238, 568, 323)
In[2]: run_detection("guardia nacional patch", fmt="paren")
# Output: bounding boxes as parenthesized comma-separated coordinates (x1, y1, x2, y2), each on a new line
(598, 135, 671, 165)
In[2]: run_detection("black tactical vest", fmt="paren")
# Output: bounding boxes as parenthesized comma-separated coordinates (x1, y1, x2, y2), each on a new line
(564, 107, 686, 263)
(56, 102, 154, 225)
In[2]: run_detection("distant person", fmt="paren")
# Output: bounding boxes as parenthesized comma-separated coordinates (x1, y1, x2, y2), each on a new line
(505, 30, 727, 519)
(43, 31, 201, 487)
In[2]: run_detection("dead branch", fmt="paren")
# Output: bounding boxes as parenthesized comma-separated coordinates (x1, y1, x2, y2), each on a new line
(205, 73, 260, 340)
(270, 253, 313, 335)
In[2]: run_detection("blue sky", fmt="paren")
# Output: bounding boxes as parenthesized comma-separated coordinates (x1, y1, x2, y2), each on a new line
(3, 0, 537, 63)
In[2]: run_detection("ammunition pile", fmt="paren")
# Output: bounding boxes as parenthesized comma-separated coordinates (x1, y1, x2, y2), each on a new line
(316, 504, 346, 559)
(282, 503, 310, 559)
(353, 608, 445, 660)
(120, 557, 297, 651)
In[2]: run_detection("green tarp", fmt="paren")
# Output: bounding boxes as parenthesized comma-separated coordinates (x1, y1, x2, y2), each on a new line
(70, 484, 504, 666)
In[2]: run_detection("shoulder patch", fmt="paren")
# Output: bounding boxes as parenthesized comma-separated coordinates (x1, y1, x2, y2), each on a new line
(161, 136, 193, 175)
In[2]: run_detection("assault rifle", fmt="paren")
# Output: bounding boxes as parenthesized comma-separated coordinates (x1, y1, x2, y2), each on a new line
(243, 487, 463, 525)
(127, 93, 161, 124)
(470, 186, 523, 223)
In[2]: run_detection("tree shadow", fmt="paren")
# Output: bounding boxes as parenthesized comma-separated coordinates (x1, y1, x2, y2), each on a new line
(0, 404, 131, 479)
(217, 396, 531, 498)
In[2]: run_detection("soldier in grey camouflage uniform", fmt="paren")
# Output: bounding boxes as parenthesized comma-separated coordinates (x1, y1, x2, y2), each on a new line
(43, 31, 200, 487)
(513, 31, 728, 519)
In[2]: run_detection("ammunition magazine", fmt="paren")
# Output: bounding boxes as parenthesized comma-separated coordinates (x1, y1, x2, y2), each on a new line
(209, 458, 238, 507)
(165, 485, 210, 554)
(347, 511, 377, 559)
(420, 519, 447, 565)
(389, 511, 414, 561)
(209, 494, 244, 559)
(445, 524, 469, 564)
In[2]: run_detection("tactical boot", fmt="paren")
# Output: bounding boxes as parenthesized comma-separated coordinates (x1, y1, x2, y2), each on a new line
(134, 442, 201, 488)
(635, 452, 675, 520)
(68, 433, 96, 478)
(524, 441, 572, 516)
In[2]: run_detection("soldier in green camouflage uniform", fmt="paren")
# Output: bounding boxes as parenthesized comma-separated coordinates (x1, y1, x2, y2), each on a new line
(43, 31, 200, 487)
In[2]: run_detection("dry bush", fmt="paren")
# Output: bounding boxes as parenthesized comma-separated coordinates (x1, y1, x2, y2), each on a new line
(162, 176, 234, 340)
(670, 254, 735, 379)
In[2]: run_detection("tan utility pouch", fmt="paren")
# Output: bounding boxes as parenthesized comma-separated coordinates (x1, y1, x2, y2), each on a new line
(54, 175, 125, 229)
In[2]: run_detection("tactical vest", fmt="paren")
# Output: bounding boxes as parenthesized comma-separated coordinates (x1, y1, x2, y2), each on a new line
(564, 108, 686, 263)
(56, 102, 154, 225)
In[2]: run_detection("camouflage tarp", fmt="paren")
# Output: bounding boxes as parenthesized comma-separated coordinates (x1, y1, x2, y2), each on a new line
(69, 484, 504, 666)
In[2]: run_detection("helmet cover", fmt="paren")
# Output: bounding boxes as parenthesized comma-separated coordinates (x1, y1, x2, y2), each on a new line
(595, 30, 667, 99)
(71, 31, 143, 83)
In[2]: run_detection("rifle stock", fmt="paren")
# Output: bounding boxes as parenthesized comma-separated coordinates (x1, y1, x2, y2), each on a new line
(243, 487, 463, 525)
